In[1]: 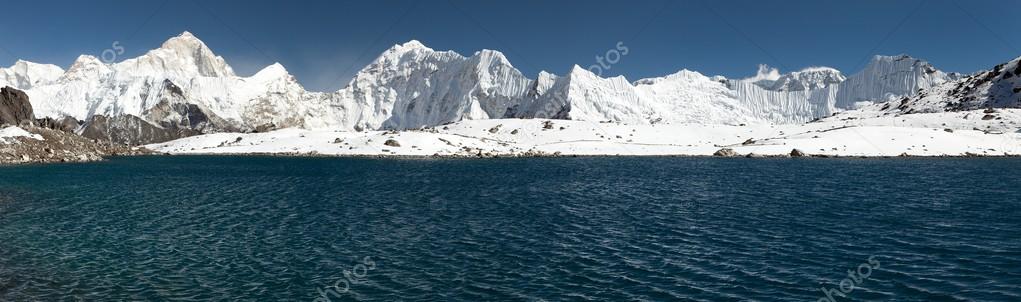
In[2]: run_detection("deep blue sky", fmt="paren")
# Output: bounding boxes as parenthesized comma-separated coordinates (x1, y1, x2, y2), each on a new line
(1, 0, 1019, 92)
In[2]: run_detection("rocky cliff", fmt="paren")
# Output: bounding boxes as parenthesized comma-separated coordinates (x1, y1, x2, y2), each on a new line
(0, 86, 34, 126)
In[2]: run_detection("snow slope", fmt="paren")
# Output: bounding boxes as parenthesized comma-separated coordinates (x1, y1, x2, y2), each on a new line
(148, 109, 1021, 157)
(0, 126, 44, 143)
(634, 70, 763, 125)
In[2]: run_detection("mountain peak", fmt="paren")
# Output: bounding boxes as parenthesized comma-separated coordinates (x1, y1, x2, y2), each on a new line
(568, 64, 589, 74)
(116, 31, 236, 78)
(72, 54, 103, 65)
(634, 69, 706, 86)
(766, 66, 845, 91)
(62, 55, 111, 81)
(871, 54, 914, 62)
(389, 40, 432, 53)
(469, 49, 514, 70)
(862, 54, 943, 77)
(865, 54, 933, 70)
(160, 31, 209, 52)
(252, 62, 288, 79)
(67, 55, 105, 71)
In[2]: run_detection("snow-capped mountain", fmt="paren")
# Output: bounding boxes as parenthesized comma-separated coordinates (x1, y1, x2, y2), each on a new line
(332, 40, 532, 130)
(16, 32, 323, 141)
(0, 32, 988, 144)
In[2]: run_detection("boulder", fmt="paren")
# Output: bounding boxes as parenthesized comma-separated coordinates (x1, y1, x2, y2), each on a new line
(0, 86, 35, 126)
(254, 123, 277, 133)
(384, 139, 401, 147)
(713, 148, 739, 157)
(790, 149, 808, 157)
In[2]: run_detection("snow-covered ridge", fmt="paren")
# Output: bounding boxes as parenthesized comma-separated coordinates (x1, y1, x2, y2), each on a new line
(0, 60, 64, 90)
(0, 32, 980, 141)
(885, 55, 1021, 114)
(752, 66, 846, 91)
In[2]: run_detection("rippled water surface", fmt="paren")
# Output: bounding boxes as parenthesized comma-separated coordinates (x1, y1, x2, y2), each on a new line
(1, 156, 1020, 301)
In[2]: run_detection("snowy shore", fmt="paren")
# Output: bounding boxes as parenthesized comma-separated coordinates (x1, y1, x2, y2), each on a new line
(147, 109, 1021, 158)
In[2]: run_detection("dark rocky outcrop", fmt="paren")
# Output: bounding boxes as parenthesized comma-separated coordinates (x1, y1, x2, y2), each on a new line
(36, 116, 81, 132)
(0, 86, 35, 126)
(253, 123, 277, 133)
(0, 87, 153, 164)
(140, 79, 241, 133)
(142, 99, 240, 133)
(790, 149, 808, 157)
(79, 115, 201, 146)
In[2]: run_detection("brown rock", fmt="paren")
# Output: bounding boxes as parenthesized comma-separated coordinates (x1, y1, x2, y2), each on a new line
(0, 86, 35, 126)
